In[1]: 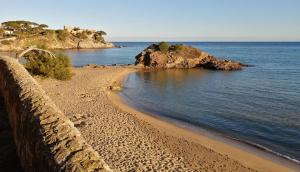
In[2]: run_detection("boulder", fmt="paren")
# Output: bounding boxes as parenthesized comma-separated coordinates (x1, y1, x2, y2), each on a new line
(135, 44, 246, 70)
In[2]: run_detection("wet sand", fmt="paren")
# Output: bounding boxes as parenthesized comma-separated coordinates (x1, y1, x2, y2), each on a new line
(37, 67, 296, 172)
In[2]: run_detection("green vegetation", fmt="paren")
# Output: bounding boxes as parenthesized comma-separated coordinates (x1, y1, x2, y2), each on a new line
(0, 28, 4, 37)
(44, 29, 55, 37)
(158, 42, 170, 53)
(86, 30, 93, 35)
(174, 44, 184, 52)
(2, 20, 39, 27)
(56, 30, 69, 41)
(35, 42, 48, 49)
(1, 40, 13, 45)
(24, 39, 49, 50)
(73, 27, 80, 31)
(97, 31, 107, 36)
(75, 32, 88, 40)
(39, 24, 48, 29)
(0, 20, 109, 50)
(24, 52, 72, 80)
(94, 32, 104, 43)
(1, 21, 49, 38)
(157, 42, 184, 53)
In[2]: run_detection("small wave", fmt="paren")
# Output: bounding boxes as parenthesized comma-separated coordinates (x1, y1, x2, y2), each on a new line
(216, 133, 300, 165)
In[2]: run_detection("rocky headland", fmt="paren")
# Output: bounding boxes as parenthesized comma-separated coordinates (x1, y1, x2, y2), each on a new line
(0, 21, 114, 51)
(135, 42, 246, 70)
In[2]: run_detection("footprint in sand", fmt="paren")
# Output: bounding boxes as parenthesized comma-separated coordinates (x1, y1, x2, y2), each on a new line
(70, 113, 89, 128)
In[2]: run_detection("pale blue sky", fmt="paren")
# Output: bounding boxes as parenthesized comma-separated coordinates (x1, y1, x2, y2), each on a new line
(1, 0, 299, 41)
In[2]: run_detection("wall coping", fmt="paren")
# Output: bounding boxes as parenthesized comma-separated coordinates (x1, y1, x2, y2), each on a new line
(0, 56, 112, 172)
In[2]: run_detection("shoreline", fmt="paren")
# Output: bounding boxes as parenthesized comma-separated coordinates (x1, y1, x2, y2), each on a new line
(0, 45, 116, 53)
(107, 68, 299, 172)
(120, 88, 300, 166)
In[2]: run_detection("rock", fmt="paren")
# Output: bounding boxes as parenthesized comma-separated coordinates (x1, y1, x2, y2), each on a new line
(83, 64, 105, 68)
(78, 40, 114, 49)
(108, 85, 121, 91)
(83, 64, 98, 68)
(135, 44, 246, 70)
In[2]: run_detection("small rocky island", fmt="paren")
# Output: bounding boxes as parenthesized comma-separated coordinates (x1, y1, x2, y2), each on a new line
(135, 42, 246, 70)
(0, 20, 114, 51)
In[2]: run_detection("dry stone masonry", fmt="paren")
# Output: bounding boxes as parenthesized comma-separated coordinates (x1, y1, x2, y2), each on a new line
(0, 56, 112, 172)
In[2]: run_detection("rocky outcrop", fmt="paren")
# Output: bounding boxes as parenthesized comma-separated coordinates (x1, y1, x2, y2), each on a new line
(0, 56, 111, 172)
(135, 44, 246, 70)
(77, 40, 114, 49)
(0, 35, 114, 52)
(0, 22, 114, 52)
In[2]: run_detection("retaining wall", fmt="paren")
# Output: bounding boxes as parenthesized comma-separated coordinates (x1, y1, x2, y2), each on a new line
(0, 56, 111, 172)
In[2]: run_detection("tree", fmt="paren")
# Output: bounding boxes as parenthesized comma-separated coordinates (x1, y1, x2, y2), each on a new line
(73, 27, 81, 31)
(97, 30, 107, 36)
(1, 21, 39, 30)
(93, 32, 105, 43)
(39, 24, 48, 29)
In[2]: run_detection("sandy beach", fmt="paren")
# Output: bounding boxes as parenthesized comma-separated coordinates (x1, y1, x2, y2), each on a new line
(36, 67, 296, 172)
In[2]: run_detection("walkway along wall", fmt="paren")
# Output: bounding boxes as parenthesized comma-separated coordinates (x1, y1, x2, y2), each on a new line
(0, 56, 111, 172)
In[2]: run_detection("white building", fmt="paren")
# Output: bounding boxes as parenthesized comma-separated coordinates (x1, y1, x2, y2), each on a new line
(4, 30, 14, 35)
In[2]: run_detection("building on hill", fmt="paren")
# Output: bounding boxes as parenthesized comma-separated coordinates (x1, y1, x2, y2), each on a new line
(4, 29, 14, 35)
(63, 26, 73, 32)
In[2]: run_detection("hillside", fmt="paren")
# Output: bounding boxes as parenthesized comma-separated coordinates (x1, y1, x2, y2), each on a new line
(0, 20, 114, 51)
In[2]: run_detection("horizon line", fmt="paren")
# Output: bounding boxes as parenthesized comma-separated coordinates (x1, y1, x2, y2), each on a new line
(108, 40, 300, 42)
(106, 37, 300, 42)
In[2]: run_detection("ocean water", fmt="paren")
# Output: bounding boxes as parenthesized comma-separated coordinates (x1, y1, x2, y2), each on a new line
(61, 42, 300, 163)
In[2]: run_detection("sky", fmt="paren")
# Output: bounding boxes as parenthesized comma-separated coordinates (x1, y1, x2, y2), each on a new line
(1, 0, 300, 41)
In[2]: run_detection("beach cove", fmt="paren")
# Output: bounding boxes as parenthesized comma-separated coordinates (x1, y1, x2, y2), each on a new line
(36, 66, 298, 172)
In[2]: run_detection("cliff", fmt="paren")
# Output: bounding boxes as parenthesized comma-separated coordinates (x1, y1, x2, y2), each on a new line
(135, 43, 246, 70)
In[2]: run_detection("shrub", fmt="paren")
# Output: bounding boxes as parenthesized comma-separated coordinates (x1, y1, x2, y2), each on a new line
(46, 29, 55, 35)
(73, 27, 80, 31)
(174, 44, 184, 52)
(158, 41, 170, 53)
(1, 40, 13, 45)
(24, 52, 72, 80)
(35, 41, 48, 49)
(25, 39, 48, 49)
(37, 44, 48, 50)
(0, 29, 4, 37)
(93, 33, 104, 43)
(56, 29, 69, 41)
(75, 32, 88, 40)
(86, 30, 93, 35)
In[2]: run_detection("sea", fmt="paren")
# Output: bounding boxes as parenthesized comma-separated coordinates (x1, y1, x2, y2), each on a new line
(60, 42, 300, 164)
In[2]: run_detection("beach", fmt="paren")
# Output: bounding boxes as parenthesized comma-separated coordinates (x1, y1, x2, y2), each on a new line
(37, 67, 296, 172)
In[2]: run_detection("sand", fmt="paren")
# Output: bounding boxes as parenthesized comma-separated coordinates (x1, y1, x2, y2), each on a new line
(37, 67, 296, 172)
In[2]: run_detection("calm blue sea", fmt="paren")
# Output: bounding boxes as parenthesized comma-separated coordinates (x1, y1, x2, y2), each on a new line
(60, 42, 300, 163)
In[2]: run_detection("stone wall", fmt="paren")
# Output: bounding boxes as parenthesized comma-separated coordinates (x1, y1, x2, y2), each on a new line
(0, 56, 112, 172)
